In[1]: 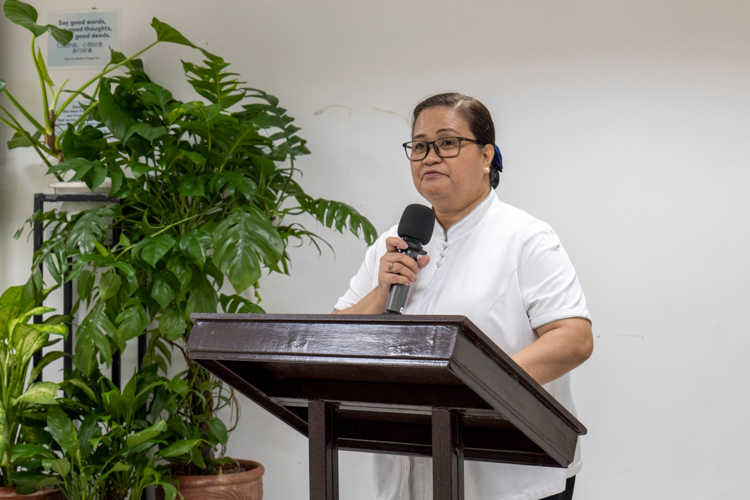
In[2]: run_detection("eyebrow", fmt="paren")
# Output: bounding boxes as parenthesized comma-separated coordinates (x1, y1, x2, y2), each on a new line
(413, 127, 461, 139)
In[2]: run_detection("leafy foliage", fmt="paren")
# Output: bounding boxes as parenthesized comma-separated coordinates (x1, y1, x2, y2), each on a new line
(4, 1, 377, 489)
(12, 20, 376, 480)
(38, 365, 180, 500)
(0, 282, 67, 489)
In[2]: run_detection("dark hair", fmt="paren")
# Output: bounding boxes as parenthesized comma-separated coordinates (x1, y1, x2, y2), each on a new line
(411, 93, 500, 188)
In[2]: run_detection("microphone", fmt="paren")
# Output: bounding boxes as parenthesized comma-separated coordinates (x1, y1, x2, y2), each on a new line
(384, 204, 435, 314)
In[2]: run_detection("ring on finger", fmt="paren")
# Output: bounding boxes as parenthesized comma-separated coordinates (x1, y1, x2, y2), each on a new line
(387, 263, 393, 272)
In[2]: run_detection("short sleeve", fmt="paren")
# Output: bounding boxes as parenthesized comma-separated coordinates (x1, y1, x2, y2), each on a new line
(517, 221, 591, 329)
(333, 234, 386, 311)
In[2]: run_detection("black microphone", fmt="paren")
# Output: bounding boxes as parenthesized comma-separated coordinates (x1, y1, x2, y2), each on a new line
(384, 204, 435, 314)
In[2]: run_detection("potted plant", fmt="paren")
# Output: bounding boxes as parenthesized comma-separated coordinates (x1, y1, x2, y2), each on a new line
(4, 1, 377, 496)
(0, 280, 67, 498)
(35, 364, 184, 500)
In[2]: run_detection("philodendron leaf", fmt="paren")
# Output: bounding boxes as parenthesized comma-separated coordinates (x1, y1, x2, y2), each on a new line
(151, 18, 196, 48)
(207, 417, 228, 445)
(0, 78, 5, 93)
(115, 301, 148, 343)
(151, 279, 174, 309)
(99, 269, 122, 301)
(3, 0, 72, 44)
(185, 274, 218, 315)
(158, 306, 187, 341)
(212, 209, 285, 293)
(99, 79, 135, 142)
(179, 229, 211, 264)
(7, 130, 41, 150)
(13, 381, 59, 405)
(139, 233, 176, 267)
(123, 123, 167, 144)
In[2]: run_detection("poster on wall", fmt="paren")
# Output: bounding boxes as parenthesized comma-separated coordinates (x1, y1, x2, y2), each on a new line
(47, 9, 121, 68)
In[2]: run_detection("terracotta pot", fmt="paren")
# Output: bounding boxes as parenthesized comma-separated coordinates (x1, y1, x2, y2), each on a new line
(156, 459, 264, 500)
(0, 486, 63, 499)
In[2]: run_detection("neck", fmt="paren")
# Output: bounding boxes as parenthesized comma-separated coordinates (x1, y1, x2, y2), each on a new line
(433, 186, 491, 233)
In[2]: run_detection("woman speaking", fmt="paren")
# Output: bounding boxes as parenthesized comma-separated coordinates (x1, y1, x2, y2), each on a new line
(333, 93, 593, 500)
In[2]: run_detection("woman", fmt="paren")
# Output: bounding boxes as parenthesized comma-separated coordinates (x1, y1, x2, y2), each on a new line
(333, 93, 593, 500)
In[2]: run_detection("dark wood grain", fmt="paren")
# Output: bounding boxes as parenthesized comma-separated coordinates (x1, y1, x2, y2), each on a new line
(308, 400, 338, 500)
(188, 314, 586, 470)
(433, 408, 464, 500)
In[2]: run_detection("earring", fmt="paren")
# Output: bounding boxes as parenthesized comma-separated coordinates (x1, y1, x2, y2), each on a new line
(484, 167, 490, 173)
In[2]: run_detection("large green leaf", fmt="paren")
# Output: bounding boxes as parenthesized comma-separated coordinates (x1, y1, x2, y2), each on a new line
(99, 269, 121, 301)
(159, 438, 200, 458)
(151, 279, 174, 309)
(74, 301, 116, 373)
(3, 0, 73, 44)
(158, 306, 187, 341)
(179, 229, 211, 264)
(298, 196, 377, 245)
(177, 176, 205, 198)
(207, 417, 227, 445)
(13, 324, 48, 366)
(7, 130, 41, 150)
(47, 406, 78, 455)
(126, 420, 167, 450)
(139, 233, 175, 267)
(13, 381, 59, 405)
(78, 414, 102, 460)
(115, 300, 148, 344)
(99, 79, 135, 142)
(185, 274, 218, 315)
(65, 206, 115, 255)
(151, 18, 196, 48)
(123, 123, 168, 144)
(212, 210, 284, 293)
(0, 285, 23, 341)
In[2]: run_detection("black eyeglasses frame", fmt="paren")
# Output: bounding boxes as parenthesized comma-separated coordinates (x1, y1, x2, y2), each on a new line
(402, 137, 483, 161)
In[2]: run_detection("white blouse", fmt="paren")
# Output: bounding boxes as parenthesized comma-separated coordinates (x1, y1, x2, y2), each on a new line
(334, 190, 591, 500)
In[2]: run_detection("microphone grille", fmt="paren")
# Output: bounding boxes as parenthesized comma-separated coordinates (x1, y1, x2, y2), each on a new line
(397, 204, 435, 244)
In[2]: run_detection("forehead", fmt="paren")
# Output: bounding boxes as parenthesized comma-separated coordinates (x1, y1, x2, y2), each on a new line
(412, 106, 470, 139)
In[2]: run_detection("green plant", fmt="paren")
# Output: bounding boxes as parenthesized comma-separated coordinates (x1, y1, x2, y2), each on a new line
(0, 282, 67, 491)
(33, 364, 182, 500)
(6, 2, 377, 480)
(0, 0, 207, 176)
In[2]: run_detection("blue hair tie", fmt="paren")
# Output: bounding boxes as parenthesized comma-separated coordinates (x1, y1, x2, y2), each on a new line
(492, 144, 503, 173)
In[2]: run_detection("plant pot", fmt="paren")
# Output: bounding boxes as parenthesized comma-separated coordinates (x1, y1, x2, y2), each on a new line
(0, 486, 64, 499)
(156, 459, 264, 500)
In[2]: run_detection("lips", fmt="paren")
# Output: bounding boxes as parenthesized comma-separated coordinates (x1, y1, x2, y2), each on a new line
(422, 169, 445, 179)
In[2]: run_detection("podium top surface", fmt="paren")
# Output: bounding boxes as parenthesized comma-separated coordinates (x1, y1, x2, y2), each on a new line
(188, 313, 586, 468)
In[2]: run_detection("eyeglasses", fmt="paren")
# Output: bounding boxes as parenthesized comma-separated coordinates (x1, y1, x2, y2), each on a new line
(402, 137, 482, 161)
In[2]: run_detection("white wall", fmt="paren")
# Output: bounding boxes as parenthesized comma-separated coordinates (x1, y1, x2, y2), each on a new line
(2, 1, 749, 498)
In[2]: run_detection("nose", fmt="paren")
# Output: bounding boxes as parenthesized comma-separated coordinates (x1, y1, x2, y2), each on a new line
(423, 143, 443, 164)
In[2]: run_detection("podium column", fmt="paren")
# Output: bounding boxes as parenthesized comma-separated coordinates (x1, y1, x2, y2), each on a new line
(432, 408, 464, 500)
(309, 400, 339, 500)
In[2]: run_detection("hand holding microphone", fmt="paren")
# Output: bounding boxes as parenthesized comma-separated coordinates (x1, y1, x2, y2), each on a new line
(380, 204, 435, 314)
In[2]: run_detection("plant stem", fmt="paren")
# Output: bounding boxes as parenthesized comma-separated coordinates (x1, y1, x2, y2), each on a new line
(1, 89, 45, 133)
(56, 41, 159, 120)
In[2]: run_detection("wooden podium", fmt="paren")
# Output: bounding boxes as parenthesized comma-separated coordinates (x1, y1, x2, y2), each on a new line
(187, 314, 586, 500)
